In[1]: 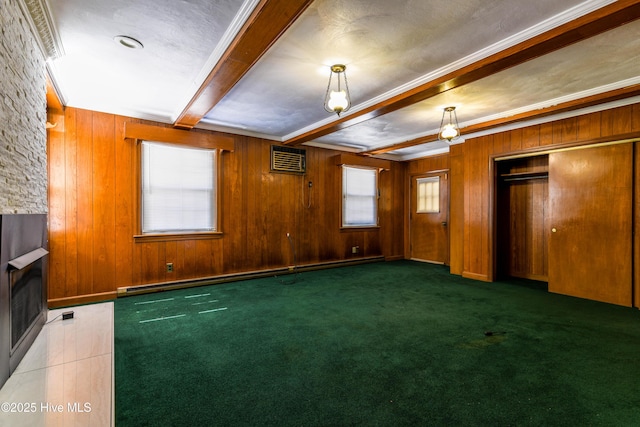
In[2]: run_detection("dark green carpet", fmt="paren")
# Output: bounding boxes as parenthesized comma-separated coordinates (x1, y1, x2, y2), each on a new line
(115, 261, 640, 426)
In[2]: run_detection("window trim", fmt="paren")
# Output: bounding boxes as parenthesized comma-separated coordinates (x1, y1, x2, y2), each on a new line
(133, 140, 223, 243)
(340, 165, 380, 229)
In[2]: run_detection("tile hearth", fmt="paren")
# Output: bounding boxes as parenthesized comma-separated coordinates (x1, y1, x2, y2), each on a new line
(0, 302, 113, 426)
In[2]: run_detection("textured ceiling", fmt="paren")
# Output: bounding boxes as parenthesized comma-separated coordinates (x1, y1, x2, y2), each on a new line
(39, 0, 640, 159)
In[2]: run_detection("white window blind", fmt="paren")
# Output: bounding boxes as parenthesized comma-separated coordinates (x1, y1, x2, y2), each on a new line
(416, 176, 440, 213)
(342, 166, 377, 227)
(142, 141, 217, 233)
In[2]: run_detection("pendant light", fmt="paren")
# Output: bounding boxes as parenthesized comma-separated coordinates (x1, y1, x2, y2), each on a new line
(324, 64, 351, 116)
(438, 106, 460, 143)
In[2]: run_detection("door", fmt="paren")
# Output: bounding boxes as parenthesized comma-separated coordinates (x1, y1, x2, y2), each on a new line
(548, 143, 632, 306)
(410, 172, 449, 264)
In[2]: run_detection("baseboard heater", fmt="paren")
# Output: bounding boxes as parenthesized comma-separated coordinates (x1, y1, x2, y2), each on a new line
(118, 256, 384, 297)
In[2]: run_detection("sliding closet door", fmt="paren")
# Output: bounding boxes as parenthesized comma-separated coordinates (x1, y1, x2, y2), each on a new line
(548, 143, 632, 306)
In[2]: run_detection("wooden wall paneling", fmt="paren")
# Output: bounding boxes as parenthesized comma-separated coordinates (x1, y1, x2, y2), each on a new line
(92, 113, 117, 294)
(164, 240, 178, 280)
(76, 109, 94, 297)
(312, 147, 328, 262)
(244, 137, 260, 271)
(223, 137, 244, 272)
(298, 147, 315, 263)
(63, 109, 79, 298)
(264, 168, 278, 268)
(498, 162, 548, 281)
(449, 150, 464, 275)
(175, 240, 194, 280)
(576, 113, 598, 141)
(539, 122, 554, 147)
(382, 163, 405, 260)
(531, 173, 548, 279)
(635, 142, 640, 308)
(464, 136, 490, 280)
(47, 109, 66, 300)
(554, 116, 578, 144)
(601, 105, 632, 136)
(192, 240, 212, 277)
(633, 104, 640, 131)
(367, 229, 381, 256)
(321, 155, 339, 261)
(114, 115, 134, 288)
(379, 168, 392, 259)
(521, 125, 540, 150)
(508, 128, 522, 153)
(483, 136, 493, 281)
(492, 131, 508, 154)
(137, 242, 166, 284)
(290, 172, 305, 266)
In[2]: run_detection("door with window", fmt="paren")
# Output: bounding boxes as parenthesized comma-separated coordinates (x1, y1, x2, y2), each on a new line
(410, 172, 449, 264)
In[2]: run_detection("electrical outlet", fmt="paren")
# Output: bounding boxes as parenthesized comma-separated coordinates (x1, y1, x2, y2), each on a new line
(352, 246, 359, 254)
(166, 262, 173, 273)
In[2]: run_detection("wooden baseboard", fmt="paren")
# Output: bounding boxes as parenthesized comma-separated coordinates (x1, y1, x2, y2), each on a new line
(462, 271, 491, 282)
(48, 291, 117, 308)
(118, 256, 386, 297)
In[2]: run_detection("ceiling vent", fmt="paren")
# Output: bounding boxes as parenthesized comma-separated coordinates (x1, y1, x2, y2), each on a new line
(271, 146, 306, 174)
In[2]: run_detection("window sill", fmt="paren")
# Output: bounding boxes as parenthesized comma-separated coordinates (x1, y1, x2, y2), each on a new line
(134, 231, 223, 243)
(340, 226, 380, 232)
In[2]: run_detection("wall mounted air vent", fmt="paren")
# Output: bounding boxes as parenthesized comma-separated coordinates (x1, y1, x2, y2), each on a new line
(271, 146, 306, 174)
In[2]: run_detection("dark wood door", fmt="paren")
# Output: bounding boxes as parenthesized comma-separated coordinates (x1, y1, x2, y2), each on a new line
(410, 172, 449, 264)
(548, 143, 632, 306)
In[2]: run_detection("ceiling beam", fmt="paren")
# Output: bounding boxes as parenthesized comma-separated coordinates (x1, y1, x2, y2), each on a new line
(363, 84, 640, 156)
(173, 0, 314, 129)
(284, 0, 640, 146)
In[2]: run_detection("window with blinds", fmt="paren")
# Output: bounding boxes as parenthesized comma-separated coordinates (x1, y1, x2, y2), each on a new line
(416, 176, 439, 213)
(141, 141, 217, 233)
(342, 166, 378, 227)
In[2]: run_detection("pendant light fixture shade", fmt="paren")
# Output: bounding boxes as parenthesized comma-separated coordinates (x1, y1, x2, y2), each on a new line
(324, 64, 351, 116)
(438, 106, 460, 143)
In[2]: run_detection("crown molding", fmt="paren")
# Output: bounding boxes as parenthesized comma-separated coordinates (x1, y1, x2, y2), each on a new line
(18, 0, 64, 60)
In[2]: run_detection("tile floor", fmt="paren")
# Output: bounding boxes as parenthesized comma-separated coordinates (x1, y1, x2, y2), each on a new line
(0, 302, 114, 426)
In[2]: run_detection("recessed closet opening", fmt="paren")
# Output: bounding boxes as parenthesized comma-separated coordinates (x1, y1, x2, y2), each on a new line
(493, 140, 634, 306)
(495, 154, 549, 286)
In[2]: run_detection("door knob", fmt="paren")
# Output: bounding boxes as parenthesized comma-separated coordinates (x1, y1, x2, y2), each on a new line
(551, 228, 557, 233)
(441, 222, 447, 227)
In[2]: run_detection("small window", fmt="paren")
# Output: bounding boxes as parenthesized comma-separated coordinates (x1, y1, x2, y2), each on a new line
(141, 141, 217, 233)
(342, 166, 378, 227)
(416, 176, 439, 213)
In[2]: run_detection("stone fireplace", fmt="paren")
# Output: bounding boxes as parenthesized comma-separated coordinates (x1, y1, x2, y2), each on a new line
(0, 214, 48, 388)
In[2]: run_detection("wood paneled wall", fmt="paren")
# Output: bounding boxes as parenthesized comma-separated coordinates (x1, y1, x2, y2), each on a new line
(47, 108, 404, 306)
(460, 104, 640, 282)
(407, 103, 640, 307)
(48, 102, 640, 307)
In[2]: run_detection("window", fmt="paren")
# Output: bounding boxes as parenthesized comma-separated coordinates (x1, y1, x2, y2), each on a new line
(416, 176, 439, 213)
(342, 166, 378, 227)
(141, 141, 217, 233)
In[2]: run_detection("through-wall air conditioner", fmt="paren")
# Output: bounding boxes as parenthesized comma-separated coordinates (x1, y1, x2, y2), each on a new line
(271, 145, 306, 174)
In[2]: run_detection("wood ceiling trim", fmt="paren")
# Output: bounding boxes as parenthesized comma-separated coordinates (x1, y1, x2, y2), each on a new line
(173, 0, 314, 129)
(284, 0, 640, 146)
(363, 84, 640, 156)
